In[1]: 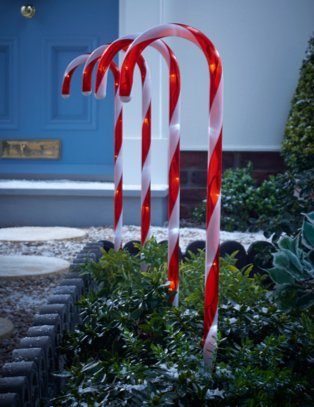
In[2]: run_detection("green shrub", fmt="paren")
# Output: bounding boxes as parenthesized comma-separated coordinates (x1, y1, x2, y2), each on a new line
(253, 168, 314, 239)
(281, 35, 314, 172)
(193, 163, 257, 231)
(53, 239, 314, 406)
(220, 162, 257, 231)
(193, 166, 314, 238)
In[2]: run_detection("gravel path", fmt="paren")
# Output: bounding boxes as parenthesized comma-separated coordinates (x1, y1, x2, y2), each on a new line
(0, 225, 268, 368)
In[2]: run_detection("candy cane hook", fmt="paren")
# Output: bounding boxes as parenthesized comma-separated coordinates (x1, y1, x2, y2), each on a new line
(119, 23, 223, 368)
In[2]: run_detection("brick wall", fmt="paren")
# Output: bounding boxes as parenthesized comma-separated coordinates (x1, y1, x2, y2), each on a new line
(180, 151, 286, 218)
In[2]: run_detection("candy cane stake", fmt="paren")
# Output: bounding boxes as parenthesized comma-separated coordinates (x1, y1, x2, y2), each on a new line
(62, 50, 123, 251)
(79, 45, 123, 251)
(94, 37, 180, 251)
(95, 37, 181, 306)
(119, 23, 223, 368)
(87, 36, 152, 247)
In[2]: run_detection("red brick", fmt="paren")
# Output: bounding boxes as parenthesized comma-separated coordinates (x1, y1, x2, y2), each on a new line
(180, 204, 192, 218)
(222, 152, 235, 170)
(191, 170, 207, 187)
(181, 187, 206, 203)
(180, 170, 189, 185)
(181, 151, 207, 169)
(239, 152, 285, 171)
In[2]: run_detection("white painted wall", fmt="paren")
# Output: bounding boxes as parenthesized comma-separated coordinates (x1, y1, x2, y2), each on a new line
(119, 0, 314, 184)
(119, 0, 168, 185)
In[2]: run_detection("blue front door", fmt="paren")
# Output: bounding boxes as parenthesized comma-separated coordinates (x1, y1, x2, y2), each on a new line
(0, 0, 118, 180)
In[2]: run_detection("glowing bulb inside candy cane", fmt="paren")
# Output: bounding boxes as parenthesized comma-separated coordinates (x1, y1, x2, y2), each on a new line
(61, 49, 122, 251)
(95, 36, 179, 248)
(84, 37, 152, 246)
(119, 23, 223, 368)
(96, 38, 181, 304)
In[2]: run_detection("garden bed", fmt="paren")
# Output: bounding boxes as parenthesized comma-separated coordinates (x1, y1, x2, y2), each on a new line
(0, 220, 312, 406)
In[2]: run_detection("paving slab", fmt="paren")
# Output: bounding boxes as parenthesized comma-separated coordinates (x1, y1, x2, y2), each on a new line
(0, 256, 70, 279)
(0, 318, 14, 339)
(0, 227, 87, 242)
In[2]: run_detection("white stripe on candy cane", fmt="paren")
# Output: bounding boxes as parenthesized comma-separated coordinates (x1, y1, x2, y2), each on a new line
(208, 77, 223, 159)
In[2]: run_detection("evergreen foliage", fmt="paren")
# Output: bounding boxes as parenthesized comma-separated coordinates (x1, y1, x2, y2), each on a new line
(53, 236, 314, 406)
(193, 164, 314, 239)
(282, 35, 314, 171)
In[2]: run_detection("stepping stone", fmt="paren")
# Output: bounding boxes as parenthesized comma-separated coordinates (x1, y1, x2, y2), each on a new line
(0, 226, 87, 242)
(0, 256, 70, 279)
(0, 318, 14, 339)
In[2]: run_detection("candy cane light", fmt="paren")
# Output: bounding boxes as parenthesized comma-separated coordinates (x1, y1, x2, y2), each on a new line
(95, 37, 181, 306)
(62, 49, 123, 251)
(119, 23, 223, 367)
(95, 37, 181, 261)
(87, 36, 152, 247)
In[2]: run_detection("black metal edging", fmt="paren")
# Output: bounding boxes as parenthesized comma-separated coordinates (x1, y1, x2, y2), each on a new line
(0, 238, 275, 406)
(0, 241, 104, 407)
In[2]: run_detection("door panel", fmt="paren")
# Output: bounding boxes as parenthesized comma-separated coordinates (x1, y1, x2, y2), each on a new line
(0, 0, 118, 180)
(0, 38, 18, 129)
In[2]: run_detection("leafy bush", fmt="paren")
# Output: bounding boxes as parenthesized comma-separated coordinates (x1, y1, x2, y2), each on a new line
(253, 168, 314, 239)
(193, 166, 314, 238)
(193, 163, 257, 231)
(219, 163, 257, 231)
(53, 240, 314, 406)
(281, 35, 314, 172)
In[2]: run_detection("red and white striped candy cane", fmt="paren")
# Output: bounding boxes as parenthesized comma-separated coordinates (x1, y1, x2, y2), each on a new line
(93, 36, 154, 247)
(81, 45, 123, 251)
(149, 41, 181, 307)
(62, 50, 123, 251)
(96, 38, 181, 306)
(119, 24, 223, 367)
(95, 37, 181, 254)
